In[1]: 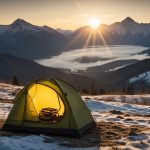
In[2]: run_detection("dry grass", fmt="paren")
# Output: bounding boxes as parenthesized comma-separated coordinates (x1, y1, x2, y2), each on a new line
(44, 121, 149, 148)
(99, 121, 149, 147)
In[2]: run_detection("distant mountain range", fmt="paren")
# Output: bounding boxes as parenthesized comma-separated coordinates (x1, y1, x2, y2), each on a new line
(0, 17, 150, 60)
(56, 28, 73, 37)
(0, 19, 66, 59)
(67, 17, 150, 49)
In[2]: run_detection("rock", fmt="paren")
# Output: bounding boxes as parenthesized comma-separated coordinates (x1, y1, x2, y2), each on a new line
(110, 110, 123, 115)
(117, 116, 124, 119)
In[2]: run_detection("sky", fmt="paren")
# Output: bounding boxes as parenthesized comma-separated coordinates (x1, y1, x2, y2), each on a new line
(0, 0, 150, 30)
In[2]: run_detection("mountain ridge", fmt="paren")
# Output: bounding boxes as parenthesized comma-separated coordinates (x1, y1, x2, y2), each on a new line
(0, 53, 99, 90)
(83, 58, 150, 92)
(0, 19, 66, 59)
(66, 17, 150, 49)
(0, 17, 150, 60)
(0, 17, 150, 93)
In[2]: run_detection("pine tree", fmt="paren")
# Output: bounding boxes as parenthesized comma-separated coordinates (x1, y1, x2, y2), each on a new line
(122, 86, 126, 94)
(90, 83, 97, 95)
(12, 76, 19, 85)
(126, 83, 134, 94)
(142, 86, 146, 94)
(99, 88, 105, 95)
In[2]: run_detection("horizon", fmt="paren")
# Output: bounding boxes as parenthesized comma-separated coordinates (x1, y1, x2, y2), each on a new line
(1, 16, 150, 31)
(0, 0, 150, 30)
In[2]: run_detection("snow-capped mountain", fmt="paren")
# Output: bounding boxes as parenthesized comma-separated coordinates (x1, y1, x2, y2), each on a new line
(67, 17, 150, 49)
(0, 19, 66, 59)
(109, 17, 150, 36)
(0, 17, 150, 59)
(0, 19, 41, 34)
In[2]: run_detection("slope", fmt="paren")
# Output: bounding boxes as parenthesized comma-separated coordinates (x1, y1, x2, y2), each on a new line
(0, 53, 99, 90)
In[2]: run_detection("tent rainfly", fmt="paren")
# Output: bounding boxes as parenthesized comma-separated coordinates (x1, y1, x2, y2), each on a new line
(2, 78, 96, 137)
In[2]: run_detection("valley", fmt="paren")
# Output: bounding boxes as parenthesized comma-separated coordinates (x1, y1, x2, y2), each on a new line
(0, 17, 150, 93)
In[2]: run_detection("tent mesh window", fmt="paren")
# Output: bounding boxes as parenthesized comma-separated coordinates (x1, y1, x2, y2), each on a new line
(26, 83, 65, 123)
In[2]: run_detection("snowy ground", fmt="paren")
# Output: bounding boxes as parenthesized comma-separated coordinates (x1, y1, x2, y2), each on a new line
(0, 83, 22, 100)
(83, 95, 150, 149)
(0, 83, 150, 150)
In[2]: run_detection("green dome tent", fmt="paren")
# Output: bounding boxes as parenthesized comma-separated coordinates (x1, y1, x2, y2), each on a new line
(2, 78, 96, 137)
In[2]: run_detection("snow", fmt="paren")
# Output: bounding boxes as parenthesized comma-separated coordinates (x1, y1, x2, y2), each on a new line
(0, 83, 23, 100)
(84, 98, 150, 128)
(110, 18, 150, 36)
(7, 24, 42, 34)
(129, 71, 150, 84)
(84, 97, 150, 150)
(36, 45, 149, 71)
(0, 103, 12, 120)
(86, 99, 150, 115)
(0, 95, 150, 149)
(83, 95, 150, 105)
(0, 19, 52, 36)
(0, 135, 97, 150)
(0, 88, 15, 100)
(0, 83, 150, 149)
(0, 99, 98, 150)
(106, 65, 128, 72)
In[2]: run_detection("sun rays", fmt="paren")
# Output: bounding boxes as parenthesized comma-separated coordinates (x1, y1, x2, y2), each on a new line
(64, 25, 112, 61)
(66, 24, 110, 51)
(65, 0, 111, 56)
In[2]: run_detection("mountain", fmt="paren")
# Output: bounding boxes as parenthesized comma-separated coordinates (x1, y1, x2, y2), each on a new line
(0, 17, 150, 59)
(109, 17, 150, 36)
(83, 59, 139, 73)
(83, 59, 150, 92)
(0, 19, 66, 59)
(66, 17, 150, 49)
(0, 53, 99, 90)
(129, 71, 150, 88)
(56, 28, 73, 37)
(0, 52, 66, 83)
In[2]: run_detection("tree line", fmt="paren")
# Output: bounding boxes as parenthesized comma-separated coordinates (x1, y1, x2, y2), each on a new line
(79, 82, 150, 95)
(11, 76, 150, 95)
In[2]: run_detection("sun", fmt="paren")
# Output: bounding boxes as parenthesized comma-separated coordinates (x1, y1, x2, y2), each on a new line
(88, 18, 100, 28)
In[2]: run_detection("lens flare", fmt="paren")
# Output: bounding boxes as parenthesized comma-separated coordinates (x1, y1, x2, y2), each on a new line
(89, 18, 100, 28)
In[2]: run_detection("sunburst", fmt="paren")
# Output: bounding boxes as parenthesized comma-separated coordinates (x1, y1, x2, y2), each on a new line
(88, 18, 100, 28)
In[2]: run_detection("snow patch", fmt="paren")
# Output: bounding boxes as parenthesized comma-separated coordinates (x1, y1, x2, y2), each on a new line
(106, 65, 128, 72)
(0, 83, 22, 100)
(0, 135, 98, 150)
(0, 103, 12, 119)
(129, 71, 150, 84)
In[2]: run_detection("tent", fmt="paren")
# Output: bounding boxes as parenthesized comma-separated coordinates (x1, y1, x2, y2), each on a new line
(2, 78, 96, 137)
